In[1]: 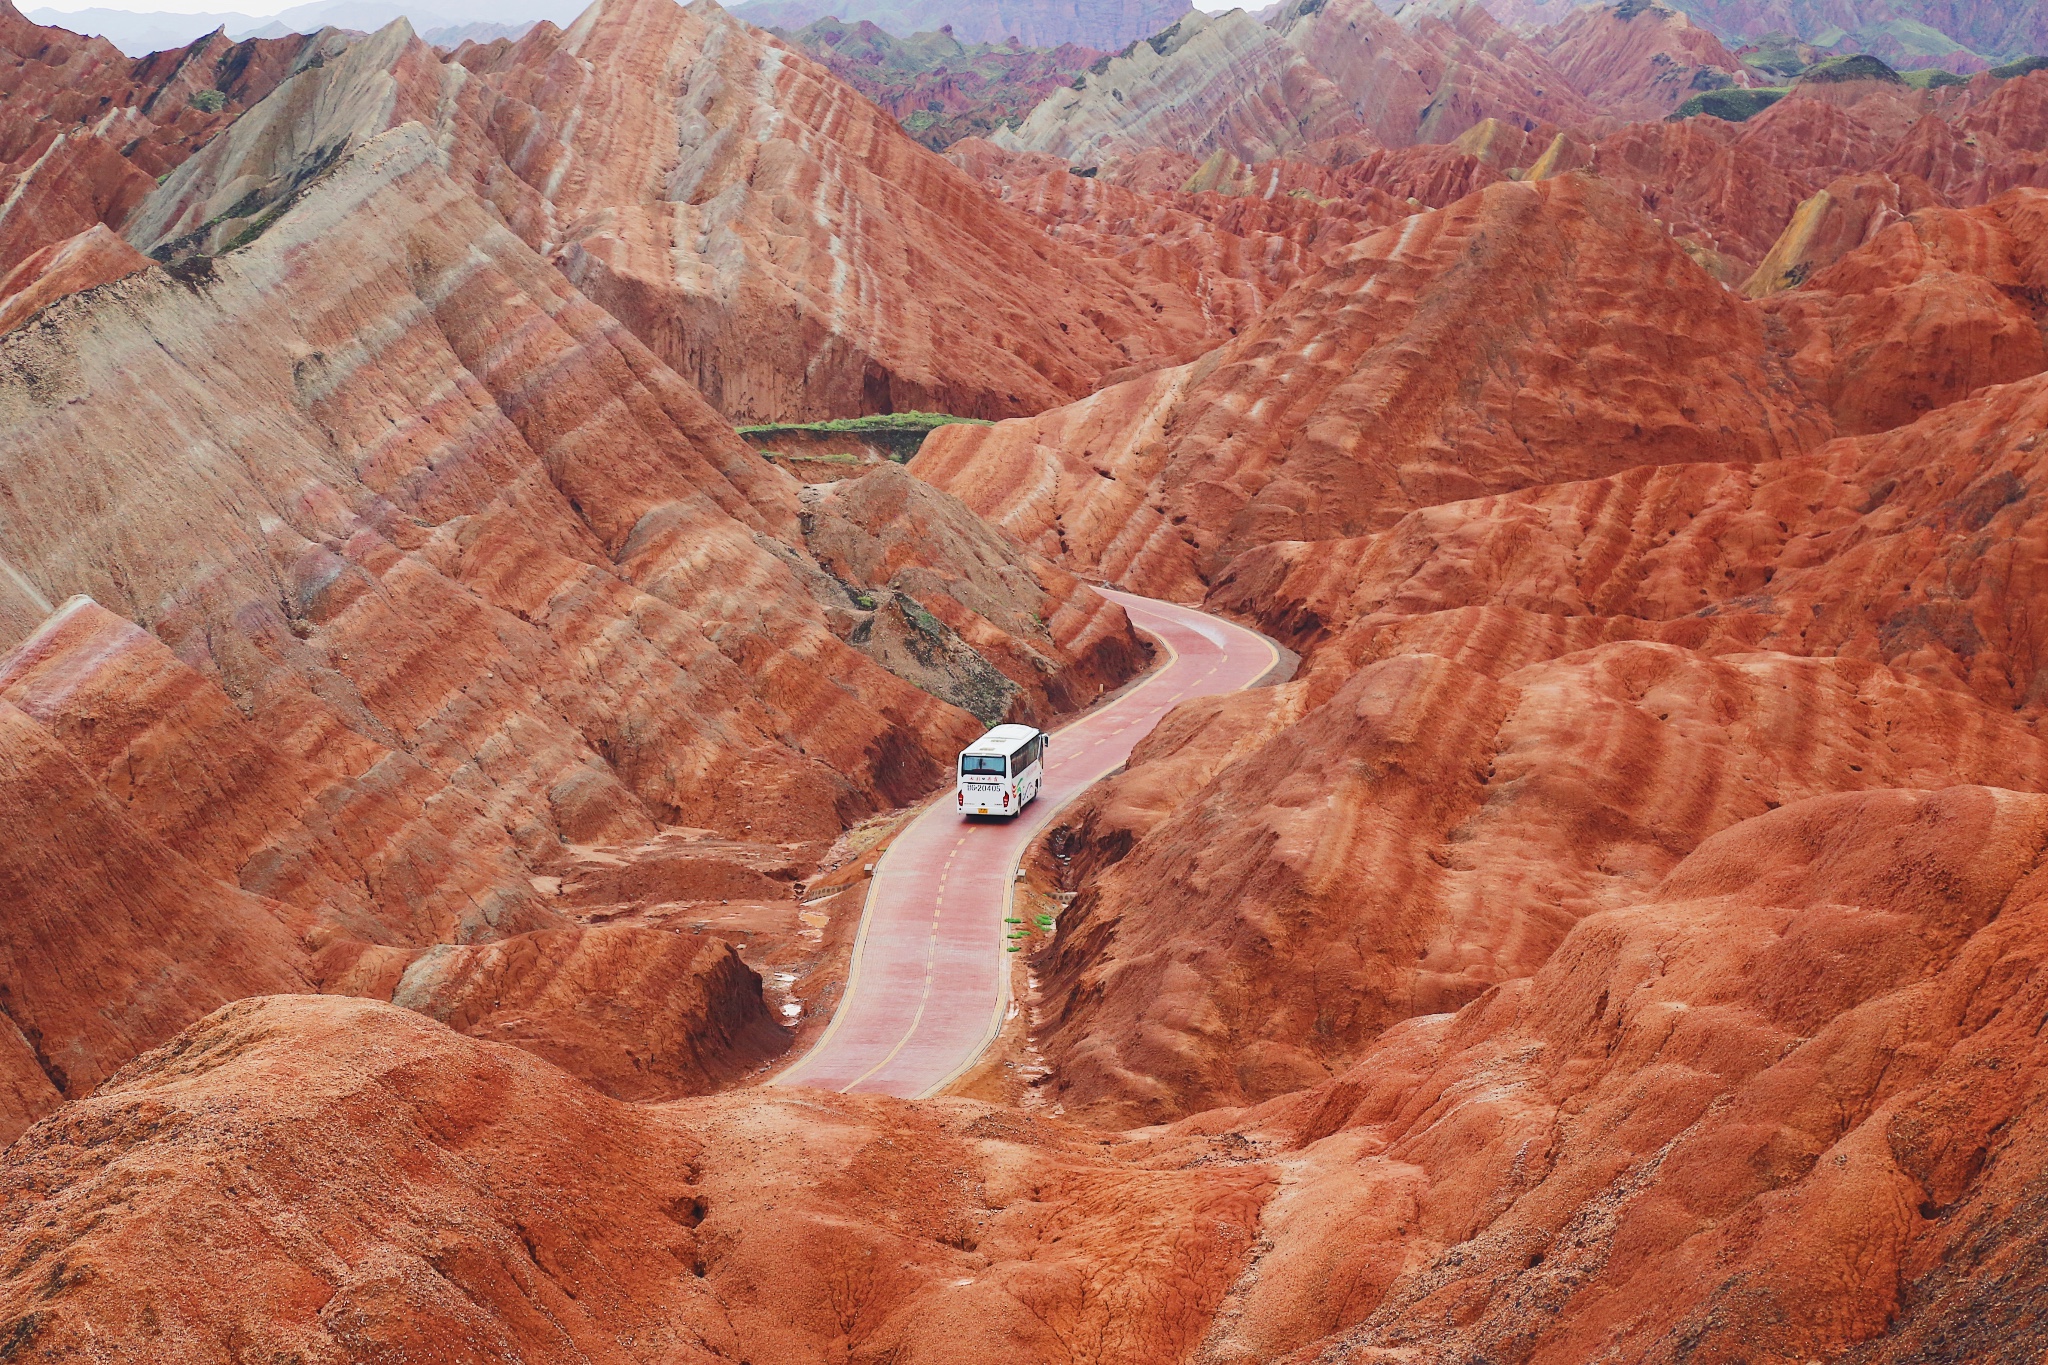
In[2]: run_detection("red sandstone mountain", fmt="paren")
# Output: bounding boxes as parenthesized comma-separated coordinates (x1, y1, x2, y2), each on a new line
(120, 0, 1222, 422)
(1761, 188, 2048, 432)
(770, 16, 1106, 151)
(0, 996, 1272, 1361)
(1197, 781, 2048, 1360)
(0, 118, 1143, 1142)
(1002, 360, 2048, 1124)
(948, 145, 1397, 339)
(1529, 0, 1748, 119)
(8, 775, 2047, 1359)
(0, 223, 150, 331)
(998, 0, 1595, 167)
(0, 1, 342, 276)
(3, 0, 2048, 1355)
(914, 172, 1828, 598)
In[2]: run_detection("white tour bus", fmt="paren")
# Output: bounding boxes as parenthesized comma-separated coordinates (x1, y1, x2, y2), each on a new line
(957, 724, 1048, 818)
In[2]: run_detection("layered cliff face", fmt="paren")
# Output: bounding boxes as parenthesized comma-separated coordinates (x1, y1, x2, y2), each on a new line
(998, 0, 1595, 166)
(0, 2, 345, 275)
(0, 119, 1143, 1140)
(770, 17, 1105, 151)
(125, 0, 1220, 423)
(1197, 782, 2048, 1361)
(914, 172, 1828, 598)
(1011, 362, 2048, 1124)
(1529, 0, 1748, 119)
(949, 149, 1396, 341)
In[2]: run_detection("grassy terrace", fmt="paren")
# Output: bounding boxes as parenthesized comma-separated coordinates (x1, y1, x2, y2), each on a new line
(735, 411, 995, 461)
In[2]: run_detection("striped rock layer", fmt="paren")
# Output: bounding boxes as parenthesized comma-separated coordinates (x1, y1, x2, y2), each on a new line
(0, 120, 1143, 1140)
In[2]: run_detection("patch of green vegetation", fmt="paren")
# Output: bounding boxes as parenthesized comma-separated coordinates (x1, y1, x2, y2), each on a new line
(1900, 67, 1969, 89)
(898, 596, 946, 640)
(736, 410, 996, 461)
(188, 88, 227, 112)
(220, 208, 281, 253)
(1799, 53, 1904, 84)
(1670, 86, 1789, 122)
(739, 411, 993, 436)
(1990, 54, 2048, 79)
(1734, 31, 1819, 78)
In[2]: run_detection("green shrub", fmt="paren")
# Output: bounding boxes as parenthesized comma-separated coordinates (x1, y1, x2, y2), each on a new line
(1900, 67, 1969, 88)
(189, 89, 227, 112)
(1990, 55, 2048, 79)
(1670, 86, 1789, 121)
(1799, 53, 1903, 84)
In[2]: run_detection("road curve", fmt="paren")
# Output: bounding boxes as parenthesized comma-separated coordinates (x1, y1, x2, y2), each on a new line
(772, 591, 1280, 1099)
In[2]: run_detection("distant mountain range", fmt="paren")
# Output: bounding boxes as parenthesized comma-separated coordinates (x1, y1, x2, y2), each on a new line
(30, 0, 2044, 67)
(728, 0, 1193, 48)
(33, 0, 1197, 55)
(26, 0, 562, 52)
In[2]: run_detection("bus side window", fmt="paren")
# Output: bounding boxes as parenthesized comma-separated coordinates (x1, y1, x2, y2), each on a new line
(1035, 736, 1045, 766)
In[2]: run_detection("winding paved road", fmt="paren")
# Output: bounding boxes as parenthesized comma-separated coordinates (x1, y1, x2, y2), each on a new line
(773, 591, 1279, 1099)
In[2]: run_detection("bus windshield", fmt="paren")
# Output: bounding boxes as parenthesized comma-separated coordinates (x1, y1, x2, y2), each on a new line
(960, 755, 1007, 776)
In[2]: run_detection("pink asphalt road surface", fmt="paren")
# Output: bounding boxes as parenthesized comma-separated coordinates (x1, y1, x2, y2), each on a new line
(773, 591, 1281, 1099)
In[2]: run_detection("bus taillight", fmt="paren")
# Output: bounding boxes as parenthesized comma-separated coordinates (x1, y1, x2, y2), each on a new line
(1002, 790, 1010, 809)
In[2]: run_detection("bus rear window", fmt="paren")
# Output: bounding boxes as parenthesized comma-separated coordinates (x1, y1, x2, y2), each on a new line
(961, 755, 1007, 776)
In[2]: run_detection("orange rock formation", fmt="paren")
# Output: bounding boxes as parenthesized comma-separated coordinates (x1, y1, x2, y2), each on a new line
(0, 117, 1142, 1142)
(915, 172, 1829, 597)
(3, 0, 2048, 1357)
